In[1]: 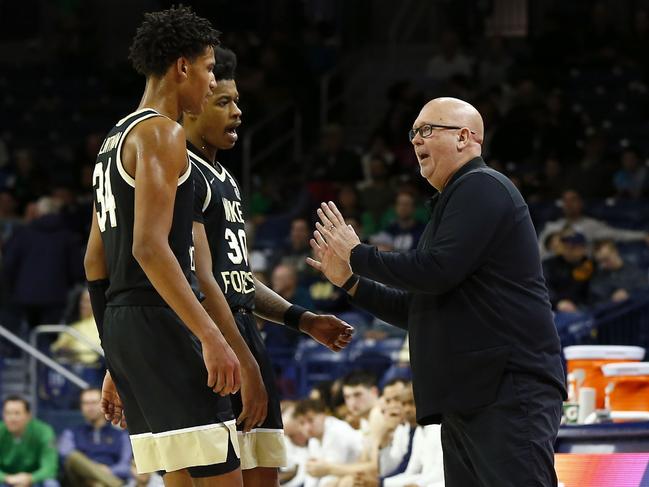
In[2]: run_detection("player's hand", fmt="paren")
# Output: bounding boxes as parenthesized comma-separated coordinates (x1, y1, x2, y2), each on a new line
(101, 371, 127, 429)
(203, 331, 241, 396)
(307, 230, 354, 288)
(299, 312, 354, 352)
(237, 361, 268, 433)
(315, 202, 361, 262)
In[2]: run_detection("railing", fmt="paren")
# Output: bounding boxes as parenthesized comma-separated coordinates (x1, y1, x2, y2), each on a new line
(0, 325, 90, 416)
(556, 296, 649, 350)
(241, 103, 302, 209)
(30, 325, 104, 358)
(594, 297, 649, 349)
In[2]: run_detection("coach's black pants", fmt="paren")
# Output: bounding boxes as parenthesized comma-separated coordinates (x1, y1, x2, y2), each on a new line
(441, 372, 562, 487)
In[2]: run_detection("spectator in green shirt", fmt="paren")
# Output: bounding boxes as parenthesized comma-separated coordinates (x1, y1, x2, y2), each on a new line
(0, 396, 59, 487)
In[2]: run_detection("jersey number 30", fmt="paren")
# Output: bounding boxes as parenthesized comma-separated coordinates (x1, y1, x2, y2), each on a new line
(93, 159, 118, 232)
(225, 228, 248, 265)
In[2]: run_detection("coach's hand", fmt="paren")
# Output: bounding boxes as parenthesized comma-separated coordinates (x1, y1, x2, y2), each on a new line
(101, 370, 127, 429)
(315, 202, 361, 262)
(307, 230, 354, 288)
(238, 362, 268, 433)
(203, 331, 241, 396)
(299, 312, 354, 352)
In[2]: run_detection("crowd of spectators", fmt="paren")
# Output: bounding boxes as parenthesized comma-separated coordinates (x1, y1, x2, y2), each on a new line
(281, 372, 444, 487)
(2, 1, 648, 337)
(0, 393, 162, 486)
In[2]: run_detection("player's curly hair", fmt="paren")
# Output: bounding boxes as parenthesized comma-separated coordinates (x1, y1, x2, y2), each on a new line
(213, 46, 237, 81)
(129, 5, 221, 77)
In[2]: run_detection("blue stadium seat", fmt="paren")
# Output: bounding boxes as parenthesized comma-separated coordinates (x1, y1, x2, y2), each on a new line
(295, 340, 350, 397)
(618, 241, 649, 271)
(594, 297, 649, 350)
(587, 200, 649, 231)
(555, 311, 595, 348)
(348, 338, 403, 382)
(252, 213, 292, 249)
(38, 364, 104, 410)
(380, 364, 412, 389)
(39, 408, 84, 436)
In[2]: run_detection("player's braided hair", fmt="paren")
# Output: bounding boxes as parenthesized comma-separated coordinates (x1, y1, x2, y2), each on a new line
(129, 5, 220, 77)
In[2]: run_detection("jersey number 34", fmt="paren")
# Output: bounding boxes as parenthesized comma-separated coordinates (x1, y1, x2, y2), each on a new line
(93, 159, 118, 232)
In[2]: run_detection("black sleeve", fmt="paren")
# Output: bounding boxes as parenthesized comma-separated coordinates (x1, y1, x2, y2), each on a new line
(350, 277, 411, 331)
(542, 259, 558, 306)
(87, 279, 109, 344)
(192, 166, 208, 224)
(350, 174, 514, 295)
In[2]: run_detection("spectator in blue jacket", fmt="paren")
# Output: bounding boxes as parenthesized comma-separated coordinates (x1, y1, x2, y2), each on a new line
(58, 388, 131, 487)
(2, 196, 83, 328)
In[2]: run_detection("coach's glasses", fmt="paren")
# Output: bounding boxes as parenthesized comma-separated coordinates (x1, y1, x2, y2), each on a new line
(408, 123, 477, 142)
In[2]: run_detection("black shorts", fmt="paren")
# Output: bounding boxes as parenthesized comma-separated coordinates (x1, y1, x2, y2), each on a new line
(103, 305, 240, 477)
(229, 309, 286, 469)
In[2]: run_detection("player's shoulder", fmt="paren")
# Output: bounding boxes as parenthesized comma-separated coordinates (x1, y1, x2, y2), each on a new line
(138, 116, 182, 142)
(128, 116, 184, 154)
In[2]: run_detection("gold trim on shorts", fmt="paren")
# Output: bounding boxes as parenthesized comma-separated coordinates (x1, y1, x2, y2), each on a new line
(130, 420, 240, 473)
(237, 428, 287, 470)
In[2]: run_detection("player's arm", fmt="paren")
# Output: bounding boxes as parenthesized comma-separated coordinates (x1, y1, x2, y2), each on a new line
(84, 207, 109, 340)
(193, 220, 267, 431)
(130, 118, 240, 396)
(253, 276, 353, 352)
(84, 210, 125, 427)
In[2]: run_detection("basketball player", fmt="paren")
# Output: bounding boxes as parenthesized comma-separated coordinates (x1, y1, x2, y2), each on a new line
(84, 7, 247, 486)
(183, 47, 354, 487)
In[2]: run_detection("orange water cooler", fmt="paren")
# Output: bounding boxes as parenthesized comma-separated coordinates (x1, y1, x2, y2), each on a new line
(563, 345, 645, 409)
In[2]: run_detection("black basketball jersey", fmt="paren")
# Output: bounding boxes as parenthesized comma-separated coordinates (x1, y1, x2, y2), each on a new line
(189, 142, 255, 310)
(94, 108, 194, 306)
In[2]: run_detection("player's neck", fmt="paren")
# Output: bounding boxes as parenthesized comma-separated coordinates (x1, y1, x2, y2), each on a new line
(187, 134, 218, 164)
(138, 77, 182, 121)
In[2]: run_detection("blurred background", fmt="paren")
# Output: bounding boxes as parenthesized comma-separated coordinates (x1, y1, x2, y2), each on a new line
(1, 1, 649, 485)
